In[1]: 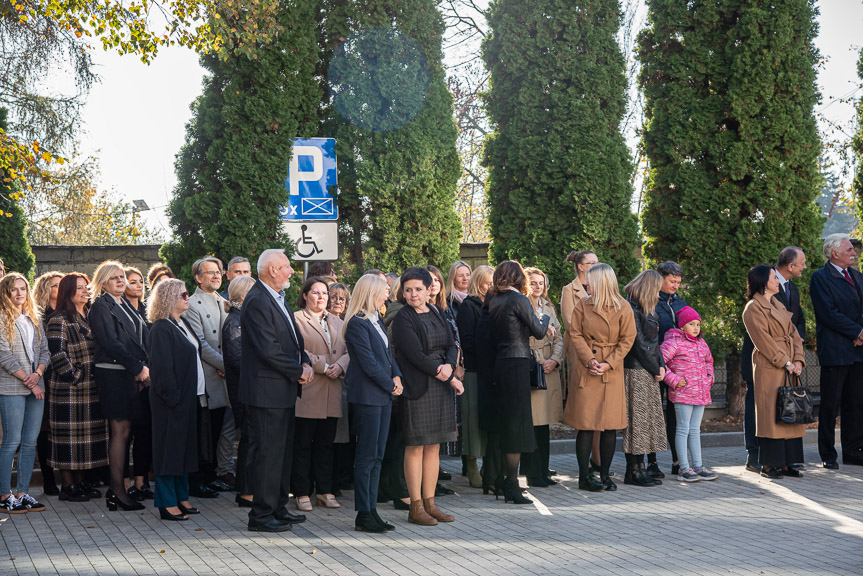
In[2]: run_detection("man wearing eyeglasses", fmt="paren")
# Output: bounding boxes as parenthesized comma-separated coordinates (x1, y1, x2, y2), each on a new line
(182, 256, 232, 498)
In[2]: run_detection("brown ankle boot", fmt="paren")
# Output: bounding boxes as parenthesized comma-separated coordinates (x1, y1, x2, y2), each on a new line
(408, 499, 437, 526)
(422, 497, 454, 522)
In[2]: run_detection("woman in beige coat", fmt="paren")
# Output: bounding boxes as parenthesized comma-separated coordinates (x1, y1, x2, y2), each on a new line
(292, 277, 351, 510)
(522, 268, 564, 487)
(560, 250, 603, 469)
(563, 264, 636, 492)
(742, 265, 806, 480)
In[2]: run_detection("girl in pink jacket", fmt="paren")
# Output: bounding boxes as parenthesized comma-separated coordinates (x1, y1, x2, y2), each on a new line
(660, 307, 718, 483)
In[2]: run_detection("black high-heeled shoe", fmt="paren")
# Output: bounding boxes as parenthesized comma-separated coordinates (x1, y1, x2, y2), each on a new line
(127, 486, 146, 502)
(159, 507, 188, 521)
(105, 489, 145, 512)
(482, 484, 504, 497)
(502, 477, 531, 504)
(178, 503, 200, 515)
(393, 498, 410, 510)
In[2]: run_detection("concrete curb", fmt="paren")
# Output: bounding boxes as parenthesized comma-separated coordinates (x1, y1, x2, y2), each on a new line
(549, 427, 820, 454)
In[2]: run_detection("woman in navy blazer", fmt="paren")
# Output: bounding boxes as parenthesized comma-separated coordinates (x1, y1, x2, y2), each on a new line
(344, 274, 403, 533)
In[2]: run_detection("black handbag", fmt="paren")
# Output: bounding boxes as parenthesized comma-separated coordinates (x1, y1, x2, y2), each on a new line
(776, 372, 816, 425)
(530, 350, 547, 390)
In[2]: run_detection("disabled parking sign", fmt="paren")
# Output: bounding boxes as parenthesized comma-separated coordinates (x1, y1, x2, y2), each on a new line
(280, 138, 338, 220)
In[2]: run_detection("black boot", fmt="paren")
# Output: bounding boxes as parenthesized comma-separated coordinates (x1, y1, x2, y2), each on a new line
(503, 477, 531, 504)
(355, 511, 386, 533)
(627, 463, 659, 487)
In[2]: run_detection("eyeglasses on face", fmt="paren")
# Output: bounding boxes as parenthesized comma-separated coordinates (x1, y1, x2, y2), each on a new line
(202, 270, 222, 277)
(180, 292, 190, 299)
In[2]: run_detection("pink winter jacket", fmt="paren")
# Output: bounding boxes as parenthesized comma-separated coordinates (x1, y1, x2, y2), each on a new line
(660, 328, 715, 406)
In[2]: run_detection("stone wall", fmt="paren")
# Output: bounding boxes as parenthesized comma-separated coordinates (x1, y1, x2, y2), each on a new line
(32, 245, 164, 277)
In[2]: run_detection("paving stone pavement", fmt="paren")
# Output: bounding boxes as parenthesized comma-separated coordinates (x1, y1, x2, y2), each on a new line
(2, 444, 862, 575)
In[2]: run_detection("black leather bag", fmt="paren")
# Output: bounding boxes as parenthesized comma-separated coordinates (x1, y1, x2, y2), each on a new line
(530, 350, 547, 390)
(776, 373, 815, 425)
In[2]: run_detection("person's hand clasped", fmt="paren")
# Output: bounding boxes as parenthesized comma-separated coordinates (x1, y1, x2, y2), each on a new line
(791, 361, 803, 376)
(542, 359, 558, 374)
(436, 363, 454, 381)
(22, 372, 40, 389)
(325, 364, 343, 379)
(392, 376, 403, 396)
(588, 360, 609, 377)
(450, 378, 464, 396)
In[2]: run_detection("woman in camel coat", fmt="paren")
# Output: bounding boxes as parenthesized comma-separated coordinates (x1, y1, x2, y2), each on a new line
(560, 250, 598, 385)
(742, 265, 805, 479)
(292, 277, 351, 510)
(563, 264, 636, 492)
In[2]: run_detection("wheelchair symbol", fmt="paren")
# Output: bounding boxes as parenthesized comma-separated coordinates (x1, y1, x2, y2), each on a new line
(295, 224, 324, 259)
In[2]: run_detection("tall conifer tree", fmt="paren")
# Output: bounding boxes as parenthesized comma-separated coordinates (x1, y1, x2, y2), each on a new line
(639, 0, 823, 412)
(164, 1, 321, 278)
(319, 0, 461, 272)
(481, 0, 640, 292)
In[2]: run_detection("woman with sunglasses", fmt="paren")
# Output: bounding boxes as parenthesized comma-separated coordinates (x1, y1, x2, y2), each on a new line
(147, 280, 203, 521)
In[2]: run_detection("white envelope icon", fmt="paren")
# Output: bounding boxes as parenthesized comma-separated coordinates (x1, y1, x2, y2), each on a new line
(302, 197, 335, 216)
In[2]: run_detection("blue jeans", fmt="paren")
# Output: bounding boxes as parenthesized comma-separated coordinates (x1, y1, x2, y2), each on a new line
(154, 474, 189, 508)
(674, 403, 705, 470)
(352, 402, 391, 512)
(0, 393, 45, 494)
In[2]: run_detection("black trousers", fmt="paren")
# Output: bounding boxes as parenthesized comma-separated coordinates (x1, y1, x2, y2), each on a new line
(819, 363, 863, 463)
(190, 405, 226, 486)
(246, 405, 295, 524)
(520, 425, 550, 479)
(759, 437, 804, 468)
(379, 399, 408, 500)
(660, 382, 678, 462)
(291, 416, 338, 496)
(125, 387, 153, 478)
(235, 403, 250, 495)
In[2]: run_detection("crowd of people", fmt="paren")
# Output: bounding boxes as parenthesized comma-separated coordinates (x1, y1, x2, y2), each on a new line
(0, 232, 861, 532)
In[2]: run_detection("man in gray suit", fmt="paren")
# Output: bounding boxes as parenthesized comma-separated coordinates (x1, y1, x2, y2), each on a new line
(183, 256, 231, 497)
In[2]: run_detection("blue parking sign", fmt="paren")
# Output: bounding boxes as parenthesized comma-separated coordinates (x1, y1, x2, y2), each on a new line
(280, 138, 338, 220)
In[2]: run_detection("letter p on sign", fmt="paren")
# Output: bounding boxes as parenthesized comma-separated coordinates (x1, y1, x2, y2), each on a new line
(289, 146, 324, 196)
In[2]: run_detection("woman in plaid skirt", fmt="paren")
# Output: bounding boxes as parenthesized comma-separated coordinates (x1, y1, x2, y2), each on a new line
(47, 273, 109, 502)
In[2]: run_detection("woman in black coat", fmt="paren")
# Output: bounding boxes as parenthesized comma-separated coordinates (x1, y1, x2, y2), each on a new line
(147, 279, 202, 521)
(87, 260, 148, 512)
(222, 275, 256, 508)
(391, 267, 463, 526)
(486, 261, 551, 504)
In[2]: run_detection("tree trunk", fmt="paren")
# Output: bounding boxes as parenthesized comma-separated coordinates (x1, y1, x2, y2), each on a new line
(724, 353, 745, 418)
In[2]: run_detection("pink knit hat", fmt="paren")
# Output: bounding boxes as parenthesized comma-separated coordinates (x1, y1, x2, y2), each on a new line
(677, 306, 701, 328)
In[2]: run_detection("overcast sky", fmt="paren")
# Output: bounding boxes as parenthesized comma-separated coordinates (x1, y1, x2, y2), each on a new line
(77, 1, 863, 240)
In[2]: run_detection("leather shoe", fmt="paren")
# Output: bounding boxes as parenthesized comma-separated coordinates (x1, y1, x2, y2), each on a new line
(434, 483, 454, 496)
(207, 478, 235, 492)
(235, 494, 254, 508)
(782, 468, 803, 478)
(822, 459, 839, 470)
(248, 518, 292, 533)
(761, 467, 783, 479)
(276, 508, 307, 524)
(190, 484, 219, 498)
(745, 461, 762, 473)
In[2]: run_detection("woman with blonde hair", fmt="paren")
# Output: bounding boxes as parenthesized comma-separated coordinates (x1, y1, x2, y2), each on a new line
(0, 273, 50, 513)
(222, 274, 256, 507)
(455, 265, 494, 488)
(32, 270, 64, 495)
(622, 270, 668, 487)
(521, 267, 564, 488)
(147, 278, 202, 521)
(563, 263, 636, 492)
(87, 260, 148, 511)
(445, 261, 472, 319)
(343, 274, 403, 532)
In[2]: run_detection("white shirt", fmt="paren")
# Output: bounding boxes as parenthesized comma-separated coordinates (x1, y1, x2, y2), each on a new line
(366, 311, 389, 347)
(15, 314, 35, 366)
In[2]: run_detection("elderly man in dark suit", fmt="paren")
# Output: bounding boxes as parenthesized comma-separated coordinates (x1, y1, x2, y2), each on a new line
(240, 249, 314, 533)
(741, 246, 807, 472)
(810, 234, 863, 469)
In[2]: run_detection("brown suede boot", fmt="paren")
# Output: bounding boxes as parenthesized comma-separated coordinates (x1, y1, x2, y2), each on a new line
(422, 497, 454, 522)
(408, 499, 438, 526)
